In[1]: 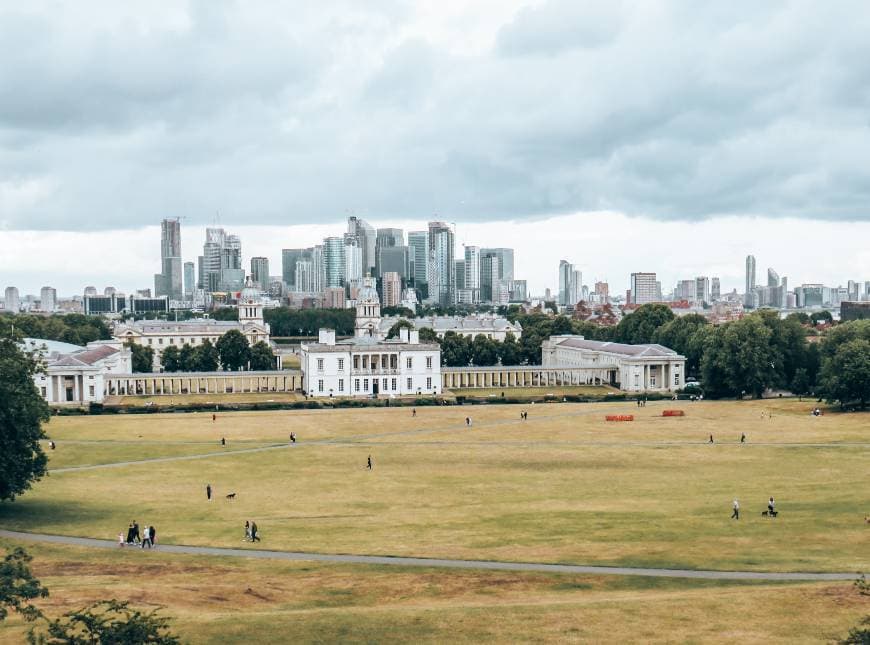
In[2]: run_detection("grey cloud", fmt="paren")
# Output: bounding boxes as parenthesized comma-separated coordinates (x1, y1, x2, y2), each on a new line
(1, 0, 870, 231)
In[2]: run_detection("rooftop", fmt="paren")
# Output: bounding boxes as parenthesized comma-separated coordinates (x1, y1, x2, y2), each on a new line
(551, 336, 682, 359)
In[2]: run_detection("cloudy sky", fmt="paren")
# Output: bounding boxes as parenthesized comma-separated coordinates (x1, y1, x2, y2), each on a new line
(2, 1, 869, 295)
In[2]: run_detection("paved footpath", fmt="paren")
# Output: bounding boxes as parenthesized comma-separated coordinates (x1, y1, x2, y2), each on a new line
(0, 530, 862, 581)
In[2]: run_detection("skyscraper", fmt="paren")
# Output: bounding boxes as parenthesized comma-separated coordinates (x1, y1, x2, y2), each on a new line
(183, 262, 195, 299)
(745, 255, 756, 305)
(347, 216, 377, 277)
(344, 236, 363, 284)
(767, 268, 779, 288)
(455, 260, 466, 290)
(630, 272, 657, 304)
(481, 254, 500, 302)
(694, 276, 710, 305)
(427, 222, 455, 306)
(250, 257, 270, 290)
(711, 277, 721, 301)
(324, 236, 346, 288)
(407, 231, 429, 294)
(558, 260, 575, 306)
(4, 286, 20, 313)
(155, 218, 182, 300)
(382, 272, 402, 308)
(40, 286, 56, 312)
(375, 228, 404, 277)
(481, 248, 515, 281)
(464, 246, 481, 294)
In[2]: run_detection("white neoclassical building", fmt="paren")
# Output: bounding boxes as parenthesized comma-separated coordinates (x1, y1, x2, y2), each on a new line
(113, 281, 271, 369)
(300, 327, 441, 398)
(541, 335, 686, 392)
(24, 338, 132, 405)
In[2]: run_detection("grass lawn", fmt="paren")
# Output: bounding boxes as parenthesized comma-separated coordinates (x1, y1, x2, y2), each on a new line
(0, 538, 866, 644)
(448, 385, 617, 398)
(1, 399, 866, 575)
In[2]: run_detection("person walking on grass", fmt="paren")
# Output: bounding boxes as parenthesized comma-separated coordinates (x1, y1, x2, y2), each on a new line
(412, 408, 417, 417)
(731, 499, 740, 520)
(150, 525, 157, 546)
(206, 483, 212, 500)
(250, 521, 260, 542)
(709, 435, 714, 444)
(367, 455, 373, 470)
(140, 525, 152, 549)
(768, 496, 775, 514)
(132, 521, 141, 544)
(244, 520, 251, 541)
(740, 433, 746, 444)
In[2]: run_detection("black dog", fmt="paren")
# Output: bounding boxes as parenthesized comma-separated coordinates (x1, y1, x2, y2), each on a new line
(761, 510, 778, 518)
(226, 492, 236, 500)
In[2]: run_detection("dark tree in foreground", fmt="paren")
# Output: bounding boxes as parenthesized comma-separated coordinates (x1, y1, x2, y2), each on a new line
(160, 345, 181, 372)
(820, 338, 870, 409)
(838, 616, 870, 645)
(249, 341, 275, 371)
(30, 600, 180, 645)
(0, 548, 48, 622)
(216, 330, 251, 371)
(125, 341, 154, 373)
(0, 338, 50, 502)
(191, 339, 220, 372)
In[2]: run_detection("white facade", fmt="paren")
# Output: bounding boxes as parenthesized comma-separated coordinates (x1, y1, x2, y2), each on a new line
(541, 335, 686, 392)
(26, 338, 132, 405)
(378, 314, 522, 341)
(301, 328, 441, 397)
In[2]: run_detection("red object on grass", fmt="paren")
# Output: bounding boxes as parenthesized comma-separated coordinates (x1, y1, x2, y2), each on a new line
(605, 415, 634, 421)
(662, 410, 685, 417)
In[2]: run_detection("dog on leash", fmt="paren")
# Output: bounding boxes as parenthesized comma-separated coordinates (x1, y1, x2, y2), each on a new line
(761, 510, 778, 518)
(226, 492, 236, 500)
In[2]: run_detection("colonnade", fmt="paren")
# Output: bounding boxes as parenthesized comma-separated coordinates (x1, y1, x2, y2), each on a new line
(441, 367, 615, 389)
(104, 371, 303, 397)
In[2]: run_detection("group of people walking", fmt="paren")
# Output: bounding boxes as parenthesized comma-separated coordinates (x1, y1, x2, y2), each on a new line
(243, 520, 261, 542)
(731, 497, 776, 520)
(120, 520, 157, 548)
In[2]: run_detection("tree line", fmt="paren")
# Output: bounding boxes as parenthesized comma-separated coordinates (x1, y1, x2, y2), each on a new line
(126, 330, 275, 373)
(0, 313, 111, 346)
(388, 305, 870, 408)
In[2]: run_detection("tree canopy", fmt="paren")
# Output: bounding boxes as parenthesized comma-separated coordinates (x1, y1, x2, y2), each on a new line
(616, 304, 676, 344)
(0, 339, 50, 502)
(215, 330, 251, 371)
(0, 313, 110, 347)
(0, 547, 48, 622)
(249, 341, 275, 370)
(126, 341, 154, 373)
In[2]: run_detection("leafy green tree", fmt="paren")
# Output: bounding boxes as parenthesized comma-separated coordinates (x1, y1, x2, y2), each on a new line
(838, 615, 870, 644)
(0, 339, 50, 501)
(381, 306, 415, 317)
(32, 600, 180, 645)
(249, 341, 275, 370)
(786, 312, 811, 325)
(386, 319, 414, 339)
(653, 313, 710, 375)
(418, 327, 439, 343)
(470, 334, 498, 366)
(211, 308, 239, 321)
(216, 330, 251, 371)
(790, 367, 812, 397)
(811, 310, 833, 326)
(191, 340, 219, 372)
(440, 332, 471, 367)
(819, 338, 870, 409)
(177, 344, 195, 371)
(1, 547, 48, 622)
(264, 308, 355, 337)
(498, 332, 523, 366)
(126, 341, 154, 373)
(616, 304, 676, 344)
(700, 316, 778, 398)
(160, 345, 181, 372)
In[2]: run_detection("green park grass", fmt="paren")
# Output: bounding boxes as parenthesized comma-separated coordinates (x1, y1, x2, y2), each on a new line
(1, 399, 868, 643)
(0, 539, 866, 644)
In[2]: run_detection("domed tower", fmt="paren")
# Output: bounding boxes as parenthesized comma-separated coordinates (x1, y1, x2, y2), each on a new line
(238, 277, 264, 326)
(355, 282, 381, 338)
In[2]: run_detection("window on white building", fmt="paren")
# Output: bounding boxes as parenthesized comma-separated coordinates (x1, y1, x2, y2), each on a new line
(158, 338, 163, 345)
(353, 355, 359, 369)
(426, 377, 432, 390)
(406, 357, 413, 369)
(383, 378, 388, 390)
(355, 379, 360, 392)
(364, 379, 369, 390)
(318, 379, 324, 392)
(317, 358, 324, 371)
(148, 339, 153, 345)
(391, 378, 397, 390)
(634, 375, 639, 386)
(407, 377, 413, 389)
(426, 356, 432, 369)
(338, 358, 344, 371)
(89, 385, 95, 396)
(674, 373, 680, 386)
(338, 379, 344, 392)
(363, 355, 369, 368)
(170, 338, 174, 344)
(40, 387, 46, 397)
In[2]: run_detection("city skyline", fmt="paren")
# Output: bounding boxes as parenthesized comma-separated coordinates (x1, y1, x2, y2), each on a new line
(3, 212, 870, 299)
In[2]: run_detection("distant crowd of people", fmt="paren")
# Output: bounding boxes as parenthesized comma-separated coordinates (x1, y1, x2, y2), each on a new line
(120, 520, 156, 548)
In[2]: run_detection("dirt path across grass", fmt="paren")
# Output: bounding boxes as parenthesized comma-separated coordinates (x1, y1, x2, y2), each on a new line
(0, 529, 862, 581)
